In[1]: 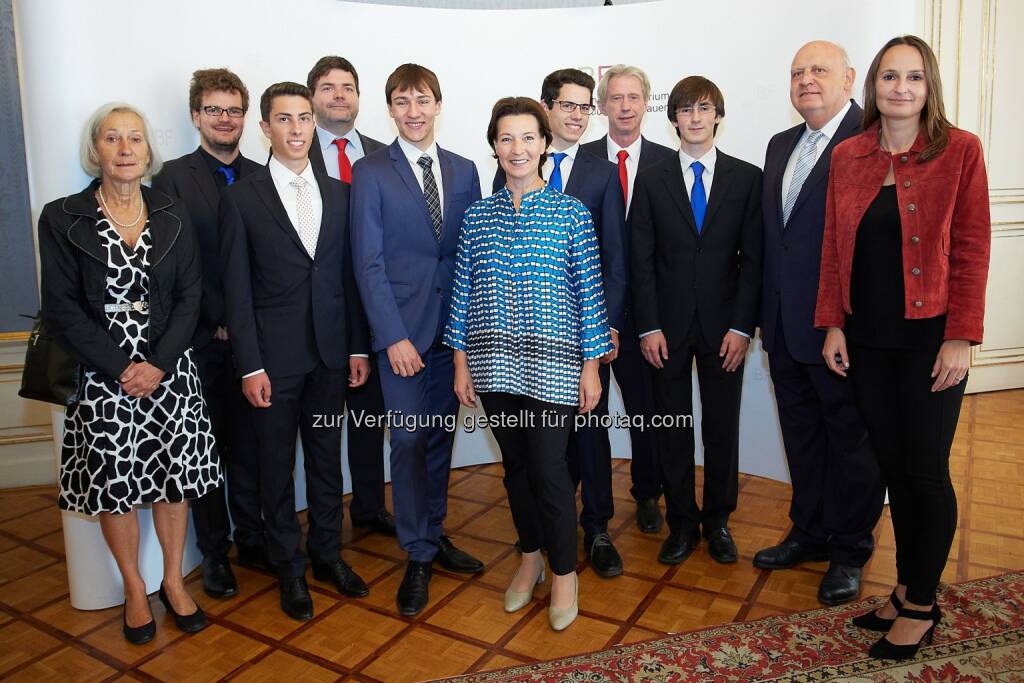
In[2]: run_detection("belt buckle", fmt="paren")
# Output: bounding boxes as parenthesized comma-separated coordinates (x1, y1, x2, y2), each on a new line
(132, 300, 147, 313)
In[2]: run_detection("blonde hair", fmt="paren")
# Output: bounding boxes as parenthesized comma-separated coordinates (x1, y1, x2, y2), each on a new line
(79, 102, 163, 178)
(596, 65, 651, 104)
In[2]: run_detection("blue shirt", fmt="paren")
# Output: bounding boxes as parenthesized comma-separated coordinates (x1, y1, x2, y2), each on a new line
(444, 184, 613, 406)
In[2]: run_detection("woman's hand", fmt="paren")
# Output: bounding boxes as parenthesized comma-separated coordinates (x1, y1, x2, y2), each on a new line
(931, 339, 971, 392)
(119, 361, 166, 398)
(578, 360, 602, 414)
(822, 327, 849, 377)
(453, 351, 477, 408)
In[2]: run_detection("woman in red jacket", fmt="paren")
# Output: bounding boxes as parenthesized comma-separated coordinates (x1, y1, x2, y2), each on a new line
(815, 35, 990, 660)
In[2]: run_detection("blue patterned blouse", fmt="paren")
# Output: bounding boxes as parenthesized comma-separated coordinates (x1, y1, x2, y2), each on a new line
(444, 184, 613, 406)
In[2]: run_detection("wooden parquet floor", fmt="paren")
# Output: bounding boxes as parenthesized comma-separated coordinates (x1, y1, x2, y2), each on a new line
(1, 389, 1022, 682)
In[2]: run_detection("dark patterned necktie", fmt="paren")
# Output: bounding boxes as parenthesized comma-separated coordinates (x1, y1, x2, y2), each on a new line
(417, 154, 442, 241)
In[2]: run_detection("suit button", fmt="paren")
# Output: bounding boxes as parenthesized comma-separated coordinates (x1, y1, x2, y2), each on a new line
(913, 300, 924, 308)
(903, 180, 911, 188)
(436, 287, 442, 294)
(907, 203, 916, 212)
(438, 255, 443, 261)
(774, 289, 781, 296)
(911, 267, 921, 276)
(910, 235, 920, 244)
(313, 266, 319, 272)
(696, 247, 702, 254)
(900, 155, 909, 163)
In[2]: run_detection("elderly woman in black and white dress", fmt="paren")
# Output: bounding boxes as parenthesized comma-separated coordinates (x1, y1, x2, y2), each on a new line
(38, 102, 219, 643)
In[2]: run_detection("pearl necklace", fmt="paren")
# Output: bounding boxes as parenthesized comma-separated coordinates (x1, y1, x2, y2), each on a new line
(97, 186, 145, 228)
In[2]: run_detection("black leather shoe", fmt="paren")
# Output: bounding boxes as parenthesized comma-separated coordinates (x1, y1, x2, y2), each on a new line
(397, 561, 432, 616)
(236, 544, 271, 572)
(658, 529, 700, 565)
(352, 510, 397, 537)
(158, 583, 207, 633)
(584, 532, 623, 577)
(636, 498, 663, 534)
(201, 557, 238, 598)
(752, 539, 828, 570)
(818, 563, 863, 606)
(312, 559, 369, 598)
(705, 527, 739, 564)
(122, 605, 156, 645)
(279, 576, 314, 621)
(434, 535, 484, 574)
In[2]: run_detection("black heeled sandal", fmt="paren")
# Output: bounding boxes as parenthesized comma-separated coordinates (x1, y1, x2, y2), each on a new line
(851, 589, 903, 631)
(158, 583, 208, 633)
(868, 603, 941, 660)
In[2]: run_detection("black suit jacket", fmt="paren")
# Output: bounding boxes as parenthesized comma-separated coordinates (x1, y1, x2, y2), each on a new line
(152, 148, 262, 350)
(760, 102, 862, 364)
(580, 135, 677, 208)
(631, 149, 763, 347)
(492, 148, 627, 332)
(307, 129, 387, 178)
(219, 164, 368, 378)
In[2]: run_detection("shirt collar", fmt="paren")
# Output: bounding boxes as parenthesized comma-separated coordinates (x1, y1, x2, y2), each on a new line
(198, 145, 239, 174)
(268, 155, 316, 187)
(804, 100, 852, 143)
(548, 141, 580, 160)
(678, 146, 717, 174)
(607, 135, 642, 161)
(317, 125, 363, 155)
(397, 135, 439, 167)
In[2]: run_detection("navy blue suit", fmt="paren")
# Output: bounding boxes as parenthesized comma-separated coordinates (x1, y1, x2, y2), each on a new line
(494, 147, 626, 538)
(352, 140, 481, 562)
(761, 101, 883, 565)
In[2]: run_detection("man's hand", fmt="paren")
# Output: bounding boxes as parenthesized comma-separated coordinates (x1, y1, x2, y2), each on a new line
(640, 331, 669, 369)
(386, 339, 425, 377)
(601, 329, 620, 364)
(719, 331, 750, 372)
(242, 371, 272, 408)
(214, 326, 230, 342)
(349, 356, 370, 388)
(119, 361, 166, 398)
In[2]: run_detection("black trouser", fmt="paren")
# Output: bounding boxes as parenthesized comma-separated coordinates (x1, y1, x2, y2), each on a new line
(480, 393, 578, 575)
(612, 337, 663, 502)
(768, 316, 883, 566)
(191, 339, 263, 559)
(251, 363, 346, 578)
(651, 323, 742, 536)
(567, 364, 614, 537)
(345, 368, 387, 522)
(848, 343, 965, 605)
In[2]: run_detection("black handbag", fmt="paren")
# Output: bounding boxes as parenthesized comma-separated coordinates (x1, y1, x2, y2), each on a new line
(18, 312, 82, 406)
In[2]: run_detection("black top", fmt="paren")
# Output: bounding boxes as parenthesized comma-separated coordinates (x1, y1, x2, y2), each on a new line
(846, 185, 945, 349)
(198, 147, 244, 188)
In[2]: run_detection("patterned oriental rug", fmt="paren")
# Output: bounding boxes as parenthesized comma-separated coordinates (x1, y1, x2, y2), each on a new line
(441, 572, 1024, 682)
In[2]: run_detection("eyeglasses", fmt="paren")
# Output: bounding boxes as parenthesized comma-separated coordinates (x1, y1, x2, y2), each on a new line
(675, 103, 716, 116)
(201, 105, 245, 118)
(553, 100, 597, 115)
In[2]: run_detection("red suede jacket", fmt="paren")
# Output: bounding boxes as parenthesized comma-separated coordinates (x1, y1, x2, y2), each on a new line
(814, 123, 990, 344)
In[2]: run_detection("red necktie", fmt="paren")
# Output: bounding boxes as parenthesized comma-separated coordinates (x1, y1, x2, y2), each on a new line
(332, 138, 352, 183)
(617, 149, 629, 207)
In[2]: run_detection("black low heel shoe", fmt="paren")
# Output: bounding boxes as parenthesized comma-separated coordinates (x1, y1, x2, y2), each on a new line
(122, 610, 156, 645)
(158, 583, 208, 633)
(851, 590, 903, 631)
(868, 603, 941, 660)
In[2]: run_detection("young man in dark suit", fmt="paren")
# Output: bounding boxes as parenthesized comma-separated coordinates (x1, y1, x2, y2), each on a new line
(152, 68, 265, 599)
(756, 41, 883, 606)
(306, 55, 394, 538)
(350, 64, 483, 617)
(220, 82, 370, 621)
(583, 64, 675, 536)
(492, 68, 627, 578)
(631, 76, 762, 567)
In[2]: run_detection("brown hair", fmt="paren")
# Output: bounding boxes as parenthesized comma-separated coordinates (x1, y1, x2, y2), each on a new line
(259, 82, 311, 122)
(307, 56, 360, 94)
(667, 76, 725, 137)
(385, 64, 441, 104)
(540, 68, 595, 107)
(189, 68, 250, 113)
(862, 35, 951, 162)
(487, 97, 553, 177)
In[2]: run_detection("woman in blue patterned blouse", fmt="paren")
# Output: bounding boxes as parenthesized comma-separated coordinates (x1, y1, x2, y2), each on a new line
(444, 97, 613, 631)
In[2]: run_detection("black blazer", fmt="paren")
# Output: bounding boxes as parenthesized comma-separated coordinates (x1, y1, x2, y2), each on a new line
(219, 164, 368, 378)
(760, 102, 862, 364)
(307, 129, 387, 178)
(580, 135, 677, 212)
(630, 149, 763, 347)
(151, 148, 263, 350)
(492, 148, 627, 332)
(38, 181, 201, 380)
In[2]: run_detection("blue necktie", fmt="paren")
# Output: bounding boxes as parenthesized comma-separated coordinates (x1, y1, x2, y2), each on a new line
(217, 165, 236, 186)
(690, 161, 707, 233)
(548, 152, 568, 191)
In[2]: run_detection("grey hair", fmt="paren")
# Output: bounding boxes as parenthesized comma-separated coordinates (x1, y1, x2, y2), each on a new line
(79, 101, 163, 179)
(835, 43, 852, 72)
(596, 64, 652, 104)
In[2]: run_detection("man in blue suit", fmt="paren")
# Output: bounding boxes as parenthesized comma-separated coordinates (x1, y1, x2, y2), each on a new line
(493, 68, 627, 578)
(755, 41, 883, 605)
(351, 64, 483, 617)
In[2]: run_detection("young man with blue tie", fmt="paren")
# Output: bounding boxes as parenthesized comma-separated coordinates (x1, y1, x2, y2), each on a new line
(630, 76, 763, 567)
(350, 64, 483, 617)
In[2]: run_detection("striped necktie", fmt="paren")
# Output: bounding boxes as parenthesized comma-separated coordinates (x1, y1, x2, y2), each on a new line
(782, 130, 823, 226)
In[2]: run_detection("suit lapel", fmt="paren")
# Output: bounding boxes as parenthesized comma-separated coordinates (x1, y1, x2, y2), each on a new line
(187, 149, 221, 215)
(438, 146, 456, 239)
(564, 148, 587, 197)
(788, 102, 862, 223)
(389, 142, 435, 238)
(254, 169, 310, 258)
(771, 126, 803, 231)
(661, 158, 697, 236)
(701, 151, 733, 233)
(312, 171, 336, 259)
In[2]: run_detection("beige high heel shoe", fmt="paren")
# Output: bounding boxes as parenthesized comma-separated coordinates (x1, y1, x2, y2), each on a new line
(548, 572, 578, 631)
(504, 566, 545, 613)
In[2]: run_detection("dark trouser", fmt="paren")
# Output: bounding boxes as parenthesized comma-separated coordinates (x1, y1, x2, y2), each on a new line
(612, 339, 662, 501)
(481, 392, 578, 575)
(345, 368, 387, 522)
(768, 316, 883, 566)
(567, 363, 614, 537)
(652, 323, 742, 536)
(848, 343, 965, 605)
(376, 343, 459, 563)
(191, 339, 263, 558)
(251, 362, 346, 578)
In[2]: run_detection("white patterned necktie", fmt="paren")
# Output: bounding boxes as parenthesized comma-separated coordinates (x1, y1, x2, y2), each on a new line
(782, 130, 824, 227)
(418, 154, 443, 241)
(290, 176, 318, 257)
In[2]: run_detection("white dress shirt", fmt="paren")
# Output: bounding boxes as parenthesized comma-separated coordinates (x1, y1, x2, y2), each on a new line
(542, 141, 581, 190)
(605, 135, 643, 213)
(397, 136, 444, 219)
(781, 100, 851, 202)
(316, 125, 366, 181)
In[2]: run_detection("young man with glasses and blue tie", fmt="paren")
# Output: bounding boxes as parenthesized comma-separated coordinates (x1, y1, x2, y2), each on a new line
(630, 76, 763, 568)
(153, 68, 266, 600)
